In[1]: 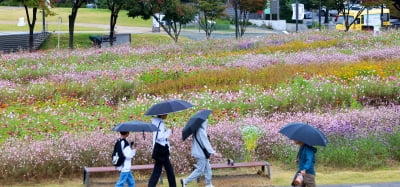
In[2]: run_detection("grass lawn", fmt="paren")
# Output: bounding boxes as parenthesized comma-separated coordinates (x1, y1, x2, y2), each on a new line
(0, 6, 152, 29)
(39, 33, 182, 49)
(0, 24, 106, 32)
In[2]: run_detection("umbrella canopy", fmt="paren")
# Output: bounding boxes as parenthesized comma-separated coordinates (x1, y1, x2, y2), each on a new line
(279, 122, 328, 146)
(182, 109, 212, 141)
(112, 120, 159, 132)
(144, 99, 193, 116)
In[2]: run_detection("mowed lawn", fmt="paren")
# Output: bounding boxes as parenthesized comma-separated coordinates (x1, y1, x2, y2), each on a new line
(0, 6, 152, 32)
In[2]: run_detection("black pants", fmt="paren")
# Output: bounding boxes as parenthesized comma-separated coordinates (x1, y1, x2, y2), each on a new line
(148, 157, 176, 187)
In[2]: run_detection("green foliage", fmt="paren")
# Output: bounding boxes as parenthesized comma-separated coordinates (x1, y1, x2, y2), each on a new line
(195, 0, 226, 38)
(387, 131, 400, 161)
(318, 136, 389, 169)
(40, 33, 95, 49)
(138, 68, 185, 84)
(241, 125, 263, 151)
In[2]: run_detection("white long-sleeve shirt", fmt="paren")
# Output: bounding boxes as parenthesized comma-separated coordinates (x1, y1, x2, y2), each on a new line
(152, 117, 171, 147)
(117, 140, 136, 172)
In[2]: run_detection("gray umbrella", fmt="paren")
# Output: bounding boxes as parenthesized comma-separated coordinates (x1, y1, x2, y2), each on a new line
(182, 109, 212, 141)
(144, 99, 193, 116)
(113, 120, 159, 140)
(112, 120, 159, 132)
(279, 122, 328, 146)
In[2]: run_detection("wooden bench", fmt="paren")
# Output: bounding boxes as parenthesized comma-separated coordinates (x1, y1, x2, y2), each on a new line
(89, 34, 131, 48)
(83, 164, 161, 187)
(195, 161, 271, 183)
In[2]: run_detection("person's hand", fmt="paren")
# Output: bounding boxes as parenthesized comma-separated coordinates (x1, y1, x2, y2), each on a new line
(301, 170, 306, 176)
(295, 159, 299, 164)
(214, 153, 222, 158)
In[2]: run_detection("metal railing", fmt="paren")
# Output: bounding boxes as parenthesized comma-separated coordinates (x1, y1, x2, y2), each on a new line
(0, 32, 51, 54)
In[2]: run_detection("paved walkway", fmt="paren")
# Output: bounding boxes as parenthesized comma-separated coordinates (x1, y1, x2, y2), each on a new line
(277, 182, 400, 187)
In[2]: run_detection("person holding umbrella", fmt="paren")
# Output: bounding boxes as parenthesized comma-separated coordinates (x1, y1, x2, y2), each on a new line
(114, 131, 136, 187)
(145, 99, 193, 187)
(148, 114, 176, 187)
(181, 110, 221, 187)
(112, 120, 159, 187)
(293, 140, 317, 187)
(279, 122, 328, 187)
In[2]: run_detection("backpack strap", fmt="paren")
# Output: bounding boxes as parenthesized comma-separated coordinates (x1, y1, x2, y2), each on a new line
(154, 121, 162, 140)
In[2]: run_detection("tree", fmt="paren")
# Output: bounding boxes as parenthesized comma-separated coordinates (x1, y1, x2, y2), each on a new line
(107, 0, 124, 46)
(195, 0, 226, 40)
(341, 1, 365, 32)
(389, 0, 400, 17)
(339, 0, 388, 32)
(234, 0, 267, 38)
(126, 0, 197, 43)
(394, 0, 400, 10)
(69, 0, 87, 50)
(18, 0, 53, 52)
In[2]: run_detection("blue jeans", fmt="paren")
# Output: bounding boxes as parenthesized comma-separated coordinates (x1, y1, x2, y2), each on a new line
(115, 171, 135, 187)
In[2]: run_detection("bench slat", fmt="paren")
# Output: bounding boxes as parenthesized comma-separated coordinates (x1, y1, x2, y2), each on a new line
(85, 164, 154, 173)
(83, 164, 158, 187)
(211, 161, 268, 169)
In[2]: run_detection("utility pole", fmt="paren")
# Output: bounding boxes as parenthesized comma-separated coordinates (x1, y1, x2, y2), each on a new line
(296, 0, 299, 32)
(381, 4, 384, 28)
(318, 0, 321, 31)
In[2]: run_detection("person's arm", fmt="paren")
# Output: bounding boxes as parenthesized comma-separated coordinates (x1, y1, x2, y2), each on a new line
(122, 144, 136, 159)
(198, 129, 216, 155)
(300, 147, 314, 175)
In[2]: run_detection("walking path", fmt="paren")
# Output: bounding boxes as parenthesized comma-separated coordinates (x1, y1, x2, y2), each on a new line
(278, 182, 400, 187)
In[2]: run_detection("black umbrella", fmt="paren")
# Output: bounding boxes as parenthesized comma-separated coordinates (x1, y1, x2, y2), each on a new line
(112, 120, 159, 132)
(279, 122, 328, 146)
(182, 109, 212, 141)
(144, 99, 193, 116)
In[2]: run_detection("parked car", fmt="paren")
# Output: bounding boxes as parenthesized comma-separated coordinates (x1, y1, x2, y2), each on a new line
(304, 11, 313, 19)
(86, 4, 97, 8)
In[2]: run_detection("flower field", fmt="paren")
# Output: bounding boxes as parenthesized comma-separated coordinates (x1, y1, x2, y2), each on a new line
(0, 30, 400, 182)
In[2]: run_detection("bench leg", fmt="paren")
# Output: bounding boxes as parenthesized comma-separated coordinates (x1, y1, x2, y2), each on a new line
(84, 170, 90, 187)
(83, 169, 86, 185)
(266, 162, 271, 179)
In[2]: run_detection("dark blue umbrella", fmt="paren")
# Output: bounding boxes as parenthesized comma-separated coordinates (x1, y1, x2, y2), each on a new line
(144, 99, 193, 116)
(112, 120, 159, 132)
(182, 109, 212, 141)
(279, 122, 328, 146)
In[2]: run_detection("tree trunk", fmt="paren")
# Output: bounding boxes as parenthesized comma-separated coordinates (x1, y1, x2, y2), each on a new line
(234, 0, 239, 39)
(69, 6, 79, 50)
(110, 13, 117, 46)
(324, 9, 329, 23)
(24, 6, 37, 53)
(239, 10, 248, 37)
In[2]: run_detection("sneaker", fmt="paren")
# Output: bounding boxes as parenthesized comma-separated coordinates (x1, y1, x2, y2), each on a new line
(205, 184, 215, 187)
(180, 179, 187, 187)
